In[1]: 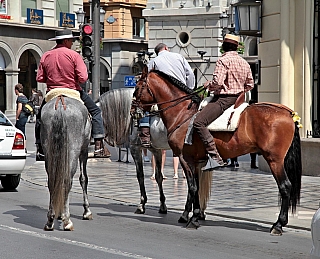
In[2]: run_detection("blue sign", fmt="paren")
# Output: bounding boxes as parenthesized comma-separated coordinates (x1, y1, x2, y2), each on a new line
(124, 76, 136, 87)
(27, 8, 43, 25)
(59, 12, 75, 28)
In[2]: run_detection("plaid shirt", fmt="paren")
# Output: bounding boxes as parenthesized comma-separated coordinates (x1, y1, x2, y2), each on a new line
(211, 51, 254, 95)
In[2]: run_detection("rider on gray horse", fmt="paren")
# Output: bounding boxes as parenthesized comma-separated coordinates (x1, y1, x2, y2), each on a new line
(35, 29, 110, 160)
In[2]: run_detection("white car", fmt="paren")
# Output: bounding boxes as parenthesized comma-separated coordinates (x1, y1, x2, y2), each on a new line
(0, 111, 26, 190)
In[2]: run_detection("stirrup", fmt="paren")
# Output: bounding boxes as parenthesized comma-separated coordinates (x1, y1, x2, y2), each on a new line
(202, 156, 224, 171)
(141, 141, 151, 148)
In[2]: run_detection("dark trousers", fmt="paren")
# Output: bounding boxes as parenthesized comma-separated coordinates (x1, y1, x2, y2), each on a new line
(35, 89, 104, 144)
(193, 95, 238, 143)
(15, 115, 28, 138)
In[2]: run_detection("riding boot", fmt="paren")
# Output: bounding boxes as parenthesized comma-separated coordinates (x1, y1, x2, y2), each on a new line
(202, 139, 224, 171)
(94, 138, 111, 158)
(139, 127, 151, 148)
(35, 118, 45, 161)
(36, 143, 45, 161)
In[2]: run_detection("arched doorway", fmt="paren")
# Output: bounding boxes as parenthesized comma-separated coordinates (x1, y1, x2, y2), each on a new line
(18, 50, 37, 98)
(100, 58, 111, 94)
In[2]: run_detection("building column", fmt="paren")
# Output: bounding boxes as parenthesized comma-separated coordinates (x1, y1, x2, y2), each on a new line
(5, 70, 19, 115)
(280, 0, 294, 108)
(303, 0, 313, 135)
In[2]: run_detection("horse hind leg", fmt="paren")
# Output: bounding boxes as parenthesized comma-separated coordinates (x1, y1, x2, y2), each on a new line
(61, 196, 74, 231)
(44, 200, 55, 231)
(131, 142, 148, 214)
(152, 148, 167, 214)
(79, 156, 93, 220)
(269, 162, 292, 236)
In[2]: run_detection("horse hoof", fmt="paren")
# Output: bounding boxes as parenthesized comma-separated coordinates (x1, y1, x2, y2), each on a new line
(178, 215, 188, 223)
(199, 212, 206, 221)
(44, 224, 54, 231)
(134, 208, 145, 214)
(186, 219, 200, 230)
(64, 221, 74, 231)
(270, 226, 282, 236)
(158, 205, 167, 214)
(83, 213, 93, 220)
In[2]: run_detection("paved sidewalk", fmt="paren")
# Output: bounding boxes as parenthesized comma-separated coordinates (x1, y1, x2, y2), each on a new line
(22, 149, 320, 232)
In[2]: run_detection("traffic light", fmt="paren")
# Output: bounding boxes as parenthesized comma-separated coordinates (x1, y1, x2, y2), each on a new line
(81, 24, 93, 60)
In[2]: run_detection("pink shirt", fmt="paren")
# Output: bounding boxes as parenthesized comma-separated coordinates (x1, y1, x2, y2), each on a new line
(36, 44, 88, 91)
(212, 51, 254, 95)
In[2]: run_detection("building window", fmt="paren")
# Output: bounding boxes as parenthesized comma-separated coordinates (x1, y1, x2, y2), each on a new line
(21, 0, 36, 17)
(133, 18, 145, 39)
(56, 0, 69, 20)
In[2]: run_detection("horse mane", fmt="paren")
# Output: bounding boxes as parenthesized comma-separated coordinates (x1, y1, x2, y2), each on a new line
(150, 70, 194, 95)
(150, 70, 201, 105)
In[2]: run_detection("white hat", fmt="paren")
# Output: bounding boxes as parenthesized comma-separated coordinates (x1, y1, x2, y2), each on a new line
(48, 29, 79, 41)
(218, 34, 243, 48)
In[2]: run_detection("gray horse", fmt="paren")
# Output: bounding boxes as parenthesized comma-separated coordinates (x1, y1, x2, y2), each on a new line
(41, 95, 92, 231)
(99, 88, 211, 222)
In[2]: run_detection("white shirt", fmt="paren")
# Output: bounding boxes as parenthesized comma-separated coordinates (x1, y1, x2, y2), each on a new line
(148, 50, 195, 90)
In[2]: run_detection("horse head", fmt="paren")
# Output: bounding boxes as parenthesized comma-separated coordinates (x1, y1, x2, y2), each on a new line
(132, 66, 156, 111)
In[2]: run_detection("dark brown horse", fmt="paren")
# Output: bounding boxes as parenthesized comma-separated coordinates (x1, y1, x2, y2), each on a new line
(131, 67, 302, 235)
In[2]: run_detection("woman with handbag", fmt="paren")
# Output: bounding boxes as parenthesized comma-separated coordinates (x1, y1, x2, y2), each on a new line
(14, 83, 29, 137)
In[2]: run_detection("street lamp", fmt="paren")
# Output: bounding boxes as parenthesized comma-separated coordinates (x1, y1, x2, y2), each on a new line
(99, 7, 105, 23)
(219, 11, 229, 37)
(231, 0, 262, 37)
(75, 8, 85, 26)
(219, 11, 229, 29)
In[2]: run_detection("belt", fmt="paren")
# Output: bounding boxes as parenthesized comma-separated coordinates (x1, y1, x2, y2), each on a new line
(218, 94, 240, 98)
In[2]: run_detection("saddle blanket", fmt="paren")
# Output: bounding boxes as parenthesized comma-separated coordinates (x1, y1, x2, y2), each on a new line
(45, 88, 84, 104)
(208, 102, 248, 131)
(184, 102, 248, 145)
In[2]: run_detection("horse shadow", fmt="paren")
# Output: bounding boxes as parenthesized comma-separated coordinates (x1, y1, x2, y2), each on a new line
(4, 204, 90, 231)
(71, 202, 270, 233)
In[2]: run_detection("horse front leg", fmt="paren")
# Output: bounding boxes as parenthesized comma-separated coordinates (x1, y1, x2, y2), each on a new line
(79, 155, 93, 220)
(269, 163, 292, 236)
(178, 157, 200, 228)
(186, 170, 201, 229)
(179, 192, 192, 223)
(131, 144, 148, 214)
(152, 148, 167, 214)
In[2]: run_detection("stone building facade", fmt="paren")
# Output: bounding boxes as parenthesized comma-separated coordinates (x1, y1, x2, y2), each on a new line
(0, 0, 84, 114)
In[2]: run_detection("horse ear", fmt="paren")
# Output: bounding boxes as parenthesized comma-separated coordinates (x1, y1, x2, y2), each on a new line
(141, 65, 148, 78)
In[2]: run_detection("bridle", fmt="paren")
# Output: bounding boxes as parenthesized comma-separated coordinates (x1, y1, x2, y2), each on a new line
(132, 74, 204, 117)
(131, 73, 204, 137)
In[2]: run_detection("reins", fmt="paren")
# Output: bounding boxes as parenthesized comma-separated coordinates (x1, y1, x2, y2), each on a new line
(135, 76, 204, 117)
(132, 73, 204, 138)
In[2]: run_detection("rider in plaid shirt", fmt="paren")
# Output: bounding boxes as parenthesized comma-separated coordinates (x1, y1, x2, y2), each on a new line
(193, 34, 254, 169)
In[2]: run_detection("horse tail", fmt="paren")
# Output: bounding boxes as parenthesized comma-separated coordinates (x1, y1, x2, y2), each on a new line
(99, 88, 134, 146)
(198, 170, 212, 212)
(284, 121, 302, 213)
(46, 107, 70, 218)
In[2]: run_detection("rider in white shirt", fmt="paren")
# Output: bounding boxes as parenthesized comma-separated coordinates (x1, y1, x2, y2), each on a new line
(139, 43, 195, 147)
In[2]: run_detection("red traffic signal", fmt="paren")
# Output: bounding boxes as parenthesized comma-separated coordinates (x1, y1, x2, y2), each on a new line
(82, 24, 93, 35)
(81, 24, 93, 59)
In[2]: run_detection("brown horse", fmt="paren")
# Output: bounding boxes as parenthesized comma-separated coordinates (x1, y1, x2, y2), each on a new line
(131, 67, 302, 236)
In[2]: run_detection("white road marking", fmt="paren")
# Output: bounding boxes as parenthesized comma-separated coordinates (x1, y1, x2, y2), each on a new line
(0, 224, 152, 259)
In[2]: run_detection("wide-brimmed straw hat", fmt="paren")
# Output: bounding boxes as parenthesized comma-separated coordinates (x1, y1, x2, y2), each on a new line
(48, 29, 79, 41)
(218, 34, 243, 48)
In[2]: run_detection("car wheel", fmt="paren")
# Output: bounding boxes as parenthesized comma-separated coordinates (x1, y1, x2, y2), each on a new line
(1, 175, 21, 190)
